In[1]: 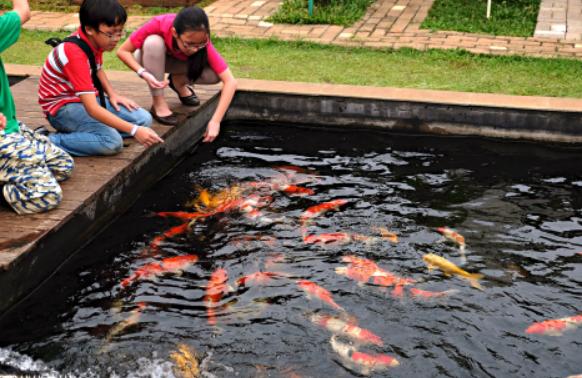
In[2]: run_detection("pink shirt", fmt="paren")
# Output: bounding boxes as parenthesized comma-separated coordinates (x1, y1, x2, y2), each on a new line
(129, 13, 228, 75)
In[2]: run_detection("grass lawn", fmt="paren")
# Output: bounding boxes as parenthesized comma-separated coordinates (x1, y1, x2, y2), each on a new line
(421, 0, 540, 37)
(0, 1, 215, 15)
(4, 30, 582, 98)
(268, 0, 374, 27)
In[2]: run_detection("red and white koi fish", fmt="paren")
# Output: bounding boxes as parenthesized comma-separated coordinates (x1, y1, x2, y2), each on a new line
(310, 313, 383, 346)
(297, 280, 344, 311)
(236, 271, 288, 287)
(238, 195, 275, 224)
(336, 256, 415, 293)
(525, 314, 582, 336)
(303, 232, 352, 246)
(330, 336, 399, 376)
(120, 254, 199, 288)
(409, 288, 459, 299)
(436, 227, 466, 249)
(300, 199, 348, 226)
(205, 268, 230, 326)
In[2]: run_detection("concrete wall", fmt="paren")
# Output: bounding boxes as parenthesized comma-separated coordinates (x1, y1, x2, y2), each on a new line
(226, 90, 582, 144)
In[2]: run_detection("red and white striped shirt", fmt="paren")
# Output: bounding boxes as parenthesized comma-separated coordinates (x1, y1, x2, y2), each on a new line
(38, 27, 103, 116)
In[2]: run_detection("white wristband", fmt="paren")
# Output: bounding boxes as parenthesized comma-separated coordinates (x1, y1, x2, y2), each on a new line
(130, 124, 139, 137)
(137, 67, 147, 78)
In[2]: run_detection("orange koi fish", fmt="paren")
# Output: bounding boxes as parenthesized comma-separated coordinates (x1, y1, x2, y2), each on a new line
(155, 211, 210, 221)
(371, 269, 416, 288)
(205, 268, 229, 325)
(148, 222, 191, 253)
(372, 226, 399, 243)
(120, 254, 199, 288)
(310, 313, 383, 346)
(264, 253, 286, 270)
(335, 256, 379, 283)
(436, 227, 466, 249)
(300, 199, 348, 226)
(409, 288, 459, 299)
(525, 314, 582, 336)
(280, 185, 314, 196)
(330, 336, 399, 375)
(297, 280, 344, 311)
(303, 232, 352, 245)
(236, 271, 287, 287)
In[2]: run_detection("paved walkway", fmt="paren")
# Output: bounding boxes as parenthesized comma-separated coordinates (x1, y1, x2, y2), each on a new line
(21, 0, 582, 58)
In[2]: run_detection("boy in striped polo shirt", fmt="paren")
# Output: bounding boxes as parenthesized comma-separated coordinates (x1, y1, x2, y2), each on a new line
(38, 0, 163, 157)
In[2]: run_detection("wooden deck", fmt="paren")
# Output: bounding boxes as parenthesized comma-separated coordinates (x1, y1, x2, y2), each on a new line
(0, 70, 217, 272)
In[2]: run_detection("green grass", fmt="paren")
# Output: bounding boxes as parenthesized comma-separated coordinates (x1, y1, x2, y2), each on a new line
(0, 1, 214, 15)
(421, 0, 540, 37)
(4, 30, 582, 98)
(268, 0, 374, 27)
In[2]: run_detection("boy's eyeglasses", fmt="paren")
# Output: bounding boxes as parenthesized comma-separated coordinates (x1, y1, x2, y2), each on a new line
(98, 29, 126, 40)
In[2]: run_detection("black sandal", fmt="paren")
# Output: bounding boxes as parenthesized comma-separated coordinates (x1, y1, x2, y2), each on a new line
(150, 106, 179, 126)
(168, 74, 200, 106)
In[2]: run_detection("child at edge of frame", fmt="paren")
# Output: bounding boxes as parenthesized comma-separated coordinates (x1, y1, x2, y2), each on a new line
(0, 0, 74, 215)
(38, 0, 164, 157)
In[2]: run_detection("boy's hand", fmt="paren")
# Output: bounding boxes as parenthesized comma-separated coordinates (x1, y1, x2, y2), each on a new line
(0, 113, 6, 131)
(141, 71, 168, 89)
(109, 94, 139, 112)
(134, 126, 164, 148)
(203, 120, 220, 143)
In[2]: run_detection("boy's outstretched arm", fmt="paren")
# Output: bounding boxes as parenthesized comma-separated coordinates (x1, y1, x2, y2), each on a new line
(12, 0, 30, 24)
(80, 93, 164, 148)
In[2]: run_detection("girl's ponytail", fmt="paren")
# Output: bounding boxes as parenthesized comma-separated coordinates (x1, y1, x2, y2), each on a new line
(173, 6, 210, 83)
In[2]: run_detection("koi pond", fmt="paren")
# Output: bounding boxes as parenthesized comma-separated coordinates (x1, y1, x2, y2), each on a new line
(1, 122, 581, 377)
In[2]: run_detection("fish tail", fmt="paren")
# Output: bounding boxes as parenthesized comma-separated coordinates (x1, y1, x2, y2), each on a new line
(468, 273, 484, 290)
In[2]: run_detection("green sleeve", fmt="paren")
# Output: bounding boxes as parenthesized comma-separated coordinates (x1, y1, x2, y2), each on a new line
(0, 11, 21, 54)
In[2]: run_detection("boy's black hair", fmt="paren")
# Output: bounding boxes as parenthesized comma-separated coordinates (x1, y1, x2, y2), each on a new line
(79, 0, 127, 33)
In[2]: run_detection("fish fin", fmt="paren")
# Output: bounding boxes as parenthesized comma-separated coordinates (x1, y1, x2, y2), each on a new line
(469, 274, 484, 290)
(335, 267, 347, 276)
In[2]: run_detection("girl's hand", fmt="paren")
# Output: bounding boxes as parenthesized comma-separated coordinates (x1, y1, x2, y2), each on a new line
(109, 94, 139, 112)
(203, 120, 220, 143)
(134, 126, 164, 148)
(142, 71, 168, 89)
(0, 113, 6, 131)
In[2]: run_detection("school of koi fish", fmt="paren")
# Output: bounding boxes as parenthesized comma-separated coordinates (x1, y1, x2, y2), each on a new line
(105, 165, 581, 377)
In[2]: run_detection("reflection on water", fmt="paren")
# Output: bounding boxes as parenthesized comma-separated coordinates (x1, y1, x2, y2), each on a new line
(1, 123, 581, 377)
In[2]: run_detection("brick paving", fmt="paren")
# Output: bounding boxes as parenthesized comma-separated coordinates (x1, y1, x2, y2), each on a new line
(21, 0, 582, 58)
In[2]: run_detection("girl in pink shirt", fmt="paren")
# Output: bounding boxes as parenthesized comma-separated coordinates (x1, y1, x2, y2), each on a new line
(117, 6, 236, 142)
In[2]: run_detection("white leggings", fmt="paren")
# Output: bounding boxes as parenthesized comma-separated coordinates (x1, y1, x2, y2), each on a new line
(134, 35, 220, 96)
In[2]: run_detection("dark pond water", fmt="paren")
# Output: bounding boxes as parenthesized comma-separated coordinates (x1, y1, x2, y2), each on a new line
(1, 122, 581, 377)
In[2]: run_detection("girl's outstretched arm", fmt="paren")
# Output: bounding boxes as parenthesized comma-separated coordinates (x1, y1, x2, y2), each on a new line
(203, 68, 237, 143)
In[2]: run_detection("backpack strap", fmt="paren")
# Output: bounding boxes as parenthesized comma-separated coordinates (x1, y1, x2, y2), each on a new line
(45, 36, 107, 108)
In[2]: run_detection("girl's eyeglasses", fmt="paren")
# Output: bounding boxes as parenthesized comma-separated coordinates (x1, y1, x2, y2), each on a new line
(179, 36, 208, 50)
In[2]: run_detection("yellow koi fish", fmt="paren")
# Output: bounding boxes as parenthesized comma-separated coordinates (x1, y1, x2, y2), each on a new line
(423, 253, 483, 290)
(170, 343, 200, 378)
